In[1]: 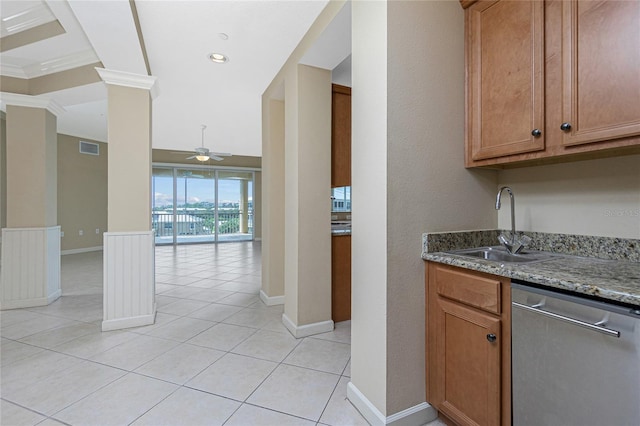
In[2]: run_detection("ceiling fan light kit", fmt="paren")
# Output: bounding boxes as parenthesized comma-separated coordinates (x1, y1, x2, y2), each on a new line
(184, 124, 232, 162)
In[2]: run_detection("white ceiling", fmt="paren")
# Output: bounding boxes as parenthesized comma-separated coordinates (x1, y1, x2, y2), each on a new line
(1, 0, 351, 157)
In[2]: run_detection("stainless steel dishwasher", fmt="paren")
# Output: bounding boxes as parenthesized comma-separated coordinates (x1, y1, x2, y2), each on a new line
(512, 282, 640, 426)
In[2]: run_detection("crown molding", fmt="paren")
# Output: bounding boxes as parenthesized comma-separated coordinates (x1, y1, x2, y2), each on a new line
(0, 50, 101, 79)
(0, 3, 56, 38)
(0, 63, 27, 78)
(95, 68, 159, 99)
(0, 92, 66, 117)
(26, 50, 100, 79)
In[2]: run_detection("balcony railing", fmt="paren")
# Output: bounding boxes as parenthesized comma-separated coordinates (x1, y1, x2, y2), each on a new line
(152, 209, 253, 243)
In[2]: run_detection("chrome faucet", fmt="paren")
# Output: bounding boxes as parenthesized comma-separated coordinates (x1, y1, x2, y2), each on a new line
(495, 186, 530, 254)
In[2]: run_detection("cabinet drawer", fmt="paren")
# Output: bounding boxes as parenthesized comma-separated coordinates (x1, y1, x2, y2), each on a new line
(435, 266, 501, 314)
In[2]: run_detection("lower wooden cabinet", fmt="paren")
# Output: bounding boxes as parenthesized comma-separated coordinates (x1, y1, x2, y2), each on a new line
(332, 234, 351, 322)
(426, 262, 511, 426)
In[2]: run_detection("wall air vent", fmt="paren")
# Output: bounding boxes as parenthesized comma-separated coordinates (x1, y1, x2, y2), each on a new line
(79, 141, 99, 156)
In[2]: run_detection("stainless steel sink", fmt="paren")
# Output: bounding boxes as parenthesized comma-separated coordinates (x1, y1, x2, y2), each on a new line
(445, 246, 557, 264)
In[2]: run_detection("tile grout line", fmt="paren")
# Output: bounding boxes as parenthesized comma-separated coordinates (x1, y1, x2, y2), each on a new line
(2, 243, 361, 426)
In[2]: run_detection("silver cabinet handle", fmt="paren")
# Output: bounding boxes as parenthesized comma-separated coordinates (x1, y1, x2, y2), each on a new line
(512, 301, 621, 338)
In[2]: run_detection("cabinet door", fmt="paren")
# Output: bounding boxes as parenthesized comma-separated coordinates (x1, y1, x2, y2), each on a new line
(561, 0, 640, 147)
(466, 0, 544, 162)
(331, 235, 351, 322)
(331, 84, 351, 188)
(432, 297, 501, 426)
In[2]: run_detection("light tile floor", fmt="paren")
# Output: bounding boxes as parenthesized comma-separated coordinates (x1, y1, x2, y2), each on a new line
(0, 242, 369, 426)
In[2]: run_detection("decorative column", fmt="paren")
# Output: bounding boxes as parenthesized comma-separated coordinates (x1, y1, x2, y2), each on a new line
(0, 94, 64, 310)
(260, 98, 286, 306)
(239, 179, 249, 233)
(96, 68, 158, 331)
(281, 64, 333, 337)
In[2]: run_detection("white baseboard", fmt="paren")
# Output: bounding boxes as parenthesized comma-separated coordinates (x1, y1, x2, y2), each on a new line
(0, 289, 61, 310)
(259, 290, 284, 306)
(282, 313, 334, 338)
(347, 381, 437, 426)
(61, 246, 103, 255)
(102, 309, 156, 332)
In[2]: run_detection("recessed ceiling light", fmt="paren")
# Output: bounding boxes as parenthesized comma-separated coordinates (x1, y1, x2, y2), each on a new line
(208, 53, 228, 63)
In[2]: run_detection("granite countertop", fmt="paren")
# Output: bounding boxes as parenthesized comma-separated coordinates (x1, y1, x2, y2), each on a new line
(422, 230, 640, 307)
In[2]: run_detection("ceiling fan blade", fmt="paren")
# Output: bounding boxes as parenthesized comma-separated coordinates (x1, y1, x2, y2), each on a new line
(211, 152, 231, 157)
(210, 155, 224, 161)
(185, 155, 197, 160)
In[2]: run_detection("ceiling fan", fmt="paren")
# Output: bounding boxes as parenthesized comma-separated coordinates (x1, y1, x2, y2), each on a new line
(185, 125, 231, 162)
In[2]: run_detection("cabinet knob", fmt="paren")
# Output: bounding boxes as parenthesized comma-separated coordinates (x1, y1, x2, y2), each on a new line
(560, 122, 572, 131)
(531, 129, 542, 137)
(486, 333, 497, 343)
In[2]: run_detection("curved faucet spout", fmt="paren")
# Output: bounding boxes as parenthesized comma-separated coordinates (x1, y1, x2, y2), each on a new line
(496, 186, 513, 211)
(496, 186, 518, 252)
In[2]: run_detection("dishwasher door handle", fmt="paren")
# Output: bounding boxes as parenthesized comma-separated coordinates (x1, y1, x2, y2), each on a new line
(512, 301, 621, 338)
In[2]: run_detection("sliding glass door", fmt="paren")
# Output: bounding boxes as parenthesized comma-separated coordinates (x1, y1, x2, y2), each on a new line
(152, 166, 254, 245)
(175, 168, 216, 244)
(217, 171, 254, 242)
(152, 167, 175, 245)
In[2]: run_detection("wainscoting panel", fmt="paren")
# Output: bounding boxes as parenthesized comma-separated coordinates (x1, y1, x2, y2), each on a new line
(0, 226, 61, 310)
(102, 231, 156, 331)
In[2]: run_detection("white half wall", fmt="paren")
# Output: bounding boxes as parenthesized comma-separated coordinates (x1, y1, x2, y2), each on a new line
(102, 231, 156, 331)
(0, 226, 61, 309)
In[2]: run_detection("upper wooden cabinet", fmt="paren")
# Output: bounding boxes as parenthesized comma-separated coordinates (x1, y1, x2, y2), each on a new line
(560, 0, 640, 147)
(331, 84, 351, 187)
(467, 0, 545, 161)
(464, 0, 640, 168)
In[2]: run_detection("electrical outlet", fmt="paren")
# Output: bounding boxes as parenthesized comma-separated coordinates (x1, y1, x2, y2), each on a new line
(61, 231, 64, 237)
(79, 230, 83, 236)
(96, 228, 100, 234)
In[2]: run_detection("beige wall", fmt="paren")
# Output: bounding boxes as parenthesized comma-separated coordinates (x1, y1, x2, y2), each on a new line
(283, 64, 332, 326)
(386, 1, 497, 413)
(351, 0, 389, 413)
(352, 0, 498, 416)
(1, 112, 6, 230)
(498, 155, 640, 239)
(262, 1, 346, 324)
(5, 105, 58, 228)
(30, 63, 102, 96)
(107, 84, 152, 232)
(58, 135, 108, 251)
(0, 76, 29, 95)
(261, 98, 285, 298)
(253, 171, 262, 239)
